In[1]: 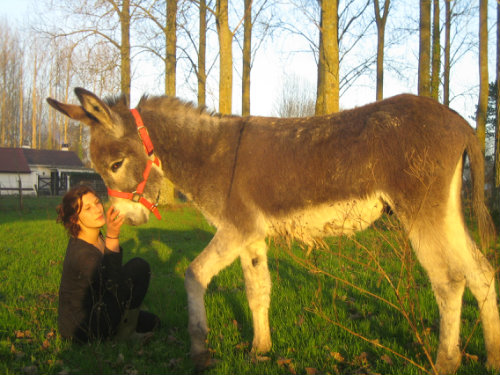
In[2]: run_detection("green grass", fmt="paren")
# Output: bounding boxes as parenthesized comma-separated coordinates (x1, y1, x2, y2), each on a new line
(0, 196, 497, 374)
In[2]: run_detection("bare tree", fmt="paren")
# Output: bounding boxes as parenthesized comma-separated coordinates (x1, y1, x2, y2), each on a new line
(216, 0, 232, 114)
(242, 0, 252, 116)
(38, 0, 134, 102)
(477, 0, 488, 154)
(430, 0, 440, 100)
(418, 0, 431, 97)
(373, 0, 390, 101)
(275, 74, 315, 118)
(316, 0, 339, 115)
(0, 21, 23, 147)
(443, 0, 451, 106)
(198, 0, 207, 107)
(136, 0, 178, 96)
(496, 0, 500, 190)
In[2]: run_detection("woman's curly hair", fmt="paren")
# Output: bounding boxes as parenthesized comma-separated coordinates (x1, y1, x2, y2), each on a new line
(56, 184, 98, 237)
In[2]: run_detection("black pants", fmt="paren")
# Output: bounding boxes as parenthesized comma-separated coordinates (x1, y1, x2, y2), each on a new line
(76, 258, 158, 342)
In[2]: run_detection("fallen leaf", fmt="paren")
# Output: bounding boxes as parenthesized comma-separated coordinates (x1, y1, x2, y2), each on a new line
(305, 367, 317, 375)
(380, 354, 392, 365)
(42, 339, 50, 350)
(235, 342, 249, 350)
(277, 358, 296, 374)
(277, 358, 292, 367)
(464, 353, 479, 362)
(330, 351, 344, 362)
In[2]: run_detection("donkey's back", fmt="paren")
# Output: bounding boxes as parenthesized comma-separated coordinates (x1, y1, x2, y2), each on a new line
(227, 95, 487, 244)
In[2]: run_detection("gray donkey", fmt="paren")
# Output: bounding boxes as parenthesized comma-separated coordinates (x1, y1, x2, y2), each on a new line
(48, 88, 500, 374)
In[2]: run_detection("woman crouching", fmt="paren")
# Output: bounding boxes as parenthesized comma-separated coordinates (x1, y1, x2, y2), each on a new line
(56, 184, 160, 342)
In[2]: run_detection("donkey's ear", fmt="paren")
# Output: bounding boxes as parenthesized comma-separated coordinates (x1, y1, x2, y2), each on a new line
(74, 87, 115, 128)
(46, 97, 93, 125)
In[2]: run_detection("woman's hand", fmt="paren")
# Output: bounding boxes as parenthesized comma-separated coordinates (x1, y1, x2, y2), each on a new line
(105, 206, 125, 252)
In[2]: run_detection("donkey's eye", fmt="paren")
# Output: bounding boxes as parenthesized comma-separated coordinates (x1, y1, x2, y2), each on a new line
(111, 160, 124, 173)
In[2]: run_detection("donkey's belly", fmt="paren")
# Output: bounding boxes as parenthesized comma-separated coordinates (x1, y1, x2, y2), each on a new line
(268, 195, 385, 243)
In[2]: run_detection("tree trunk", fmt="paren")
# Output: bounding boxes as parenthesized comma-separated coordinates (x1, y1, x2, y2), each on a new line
(496, 0, 500, 189)
(31, 53, 37, 149)
(166, 0, 177, 97)
(19, 64, 23, 147)
(443, 0, 451, 106)
(315, 0, 339, 115)
(430, 0, 440, 100)
(198, 0, 207, 107)
(120, 0, 131, 103)
(242, 0, 252, 116)
(374, 0, 390, 101)
(418, 0, 431, 97)
(216, 0, 232, 115)
(162, 0, 178, 205)
(477, 0, 488, 154)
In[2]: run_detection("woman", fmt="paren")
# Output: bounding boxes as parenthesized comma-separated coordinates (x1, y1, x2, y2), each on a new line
(56, 184, 159, 342)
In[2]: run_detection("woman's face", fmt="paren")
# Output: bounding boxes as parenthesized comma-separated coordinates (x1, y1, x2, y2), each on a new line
(77, 192, 105, 231)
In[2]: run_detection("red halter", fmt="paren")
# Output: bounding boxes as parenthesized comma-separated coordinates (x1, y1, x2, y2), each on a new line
(106, 109, 162, 220)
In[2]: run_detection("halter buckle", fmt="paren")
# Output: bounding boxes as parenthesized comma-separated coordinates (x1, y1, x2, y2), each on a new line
(131, 192, 142, 203)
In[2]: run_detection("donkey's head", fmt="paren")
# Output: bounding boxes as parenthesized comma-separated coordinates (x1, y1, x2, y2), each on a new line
(47, 88, 164, 225)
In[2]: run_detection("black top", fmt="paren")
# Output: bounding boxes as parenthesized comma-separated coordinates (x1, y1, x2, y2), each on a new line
(58, 236, 122, 341)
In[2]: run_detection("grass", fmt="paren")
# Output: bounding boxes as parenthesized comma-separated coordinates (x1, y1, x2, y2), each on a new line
(0, 196, 498, 374)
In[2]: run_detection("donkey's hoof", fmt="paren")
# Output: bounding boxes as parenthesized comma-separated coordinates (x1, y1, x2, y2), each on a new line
(435, 356, 461, 375)
(192, 351, 216, 372)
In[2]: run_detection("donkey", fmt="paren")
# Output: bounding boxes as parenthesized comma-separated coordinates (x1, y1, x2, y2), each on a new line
(47, 88, 500, 374)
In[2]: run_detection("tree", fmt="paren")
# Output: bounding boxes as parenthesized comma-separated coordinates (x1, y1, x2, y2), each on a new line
(477, 0, 488, 154)
(242, 0, 252, 116)
(443, 0, 451, 106)
(0, 21, 23, 147)
(39, 0, 133, 102)
(216, 0, 232, 114)
(430, 0, 440, 100)
(166, 0, 178, 96)
(316, 0, 339, 115)
(373, 0, 390, 101)
(198, 0, 207, 107)
(275, 74, 315, 118)
(496, 0, 500, 190)
(136, 0, 178, 97)
(418, 0, 431, 97)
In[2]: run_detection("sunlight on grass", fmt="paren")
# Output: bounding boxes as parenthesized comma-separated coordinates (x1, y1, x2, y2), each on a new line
(0, 196, 497, 374)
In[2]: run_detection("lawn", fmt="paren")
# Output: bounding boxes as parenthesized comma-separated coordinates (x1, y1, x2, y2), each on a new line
(0, 196, 497, 374)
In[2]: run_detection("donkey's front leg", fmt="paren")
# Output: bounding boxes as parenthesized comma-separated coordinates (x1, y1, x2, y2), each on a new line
(184, 229, 242, 368)
(240, 239, 272, 354)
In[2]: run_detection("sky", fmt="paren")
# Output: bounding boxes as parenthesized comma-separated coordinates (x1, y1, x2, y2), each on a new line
(0, 0, 490, 125)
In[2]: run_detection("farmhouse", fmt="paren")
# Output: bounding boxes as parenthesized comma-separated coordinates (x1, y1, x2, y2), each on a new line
(0, 147, 104, 196)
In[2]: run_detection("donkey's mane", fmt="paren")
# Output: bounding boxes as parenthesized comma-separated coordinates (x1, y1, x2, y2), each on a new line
(104, 94, 129, 109)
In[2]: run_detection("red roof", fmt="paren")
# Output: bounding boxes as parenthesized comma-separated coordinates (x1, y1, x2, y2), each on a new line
(0, 147, 84, 173)
(0, 148, 31, 173)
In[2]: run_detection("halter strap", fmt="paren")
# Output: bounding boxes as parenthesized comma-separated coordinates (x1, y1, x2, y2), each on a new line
(107, 109, 162, 220)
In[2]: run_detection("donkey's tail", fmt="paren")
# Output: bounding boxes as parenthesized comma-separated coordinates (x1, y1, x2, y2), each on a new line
(465, 133, 496, 250)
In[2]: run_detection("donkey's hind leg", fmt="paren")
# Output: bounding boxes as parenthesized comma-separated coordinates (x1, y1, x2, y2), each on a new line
(240, 239, 272, 354)
(408, 227, 466, 375)
(462, 238, 500, 370)
(184, 229, 244, 368)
